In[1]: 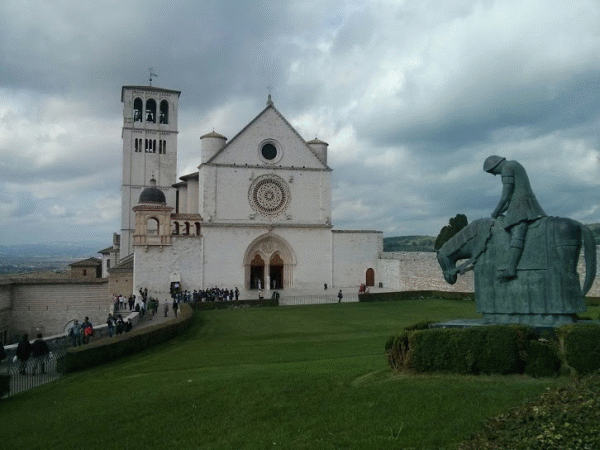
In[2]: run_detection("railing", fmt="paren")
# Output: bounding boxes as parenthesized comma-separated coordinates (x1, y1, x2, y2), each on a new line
(1, 351, 65, 398)
(279, 293, 359, 306)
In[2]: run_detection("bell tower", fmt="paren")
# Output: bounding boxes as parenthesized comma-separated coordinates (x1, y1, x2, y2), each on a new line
(120, 85, 181, 260)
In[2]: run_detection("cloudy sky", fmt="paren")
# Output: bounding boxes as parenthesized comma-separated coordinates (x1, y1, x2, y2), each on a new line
(1, 0, 600, 246)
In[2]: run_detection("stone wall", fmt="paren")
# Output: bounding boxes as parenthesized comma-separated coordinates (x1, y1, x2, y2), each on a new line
(381, 252, 474, 293)
(0, 283, 12, 345)
(9, 279, 109, 340)
(332, 230, 383, 287)
(380, 247, 600, 298)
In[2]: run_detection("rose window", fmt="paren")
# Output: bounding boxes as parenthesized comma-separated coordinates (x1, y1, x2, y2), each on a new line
(249, 175, 290, 216)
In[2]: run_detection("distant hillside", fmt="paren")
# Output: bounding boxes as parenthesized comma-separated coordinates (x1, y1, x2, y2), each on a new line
(383, 235, 435, 252)
(384, 222, 600, 253)
(0, 242, 104, 275)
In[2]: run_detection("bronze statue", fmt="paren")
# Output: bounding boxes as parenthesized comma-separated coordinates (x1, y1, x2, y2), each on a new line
(438, 157, 596, 327)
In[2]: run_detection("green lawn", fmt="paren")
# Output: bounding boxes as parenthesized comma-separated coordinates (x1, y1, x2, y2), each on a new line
(1, 300, 564, 450)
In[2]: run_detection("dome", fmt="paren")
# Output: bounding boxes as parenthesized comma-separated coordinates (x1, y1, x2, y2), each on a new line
(200, 131, 227, 140)
(307, 137, 328, 146)
(139, 179, 166, 204)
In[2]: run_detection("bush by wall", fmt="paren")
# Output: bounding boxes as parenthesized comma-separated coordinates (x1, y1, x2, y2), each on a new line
(62, 304, 194, 373)
(387, 322, 600, 376)
(388, 325, 534, 375)
(408, 326, 531, 374)
(359, 290, 474, 303)
(524, 340, 562, 378)
(558, 323, 600, 375)
(0, 374, 9, 399)
(189, 299, 278, 311)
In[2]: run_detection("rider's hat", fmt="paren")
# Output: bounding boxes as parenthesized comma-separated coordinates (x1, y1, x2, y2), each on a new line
(484, 155, 506, 173)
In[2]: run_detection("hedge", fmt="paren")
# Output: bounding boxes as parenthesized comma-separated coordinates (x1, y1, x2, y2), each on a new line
(359, 290, 474, 303)
(189, 299, 278, 311)
(62, 303, 194, 373)
(403, 325, 532, 375)
(387, 322, 600, 376)
(558, 322, 600, 375)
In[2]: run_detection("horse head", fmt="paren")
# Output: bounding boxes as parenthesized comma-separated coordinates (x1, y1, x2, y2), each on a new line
(437, 218, 494, 285)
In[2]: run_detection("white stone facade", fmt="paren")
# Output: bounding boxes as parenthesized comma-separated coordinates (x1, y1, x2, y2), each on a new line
(130, 94, 384, 297)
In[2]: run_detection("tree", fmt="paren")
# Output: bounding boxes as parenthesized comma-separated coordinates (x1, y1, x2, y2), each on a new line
(434, 214, 468, 251)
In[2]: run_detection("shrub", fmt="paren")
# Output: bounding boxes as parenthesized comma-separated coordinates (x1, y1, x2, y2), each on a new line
(404, 320, 434, 331)
(385, 332, 410, 370)
(558, 323, 600, 375)
(458, 374, 600, 449)
(524, 340, 561, 378)
(387, 325, 533, 375)
(359, 290, 474, 302)
(0, 374, 9, 399)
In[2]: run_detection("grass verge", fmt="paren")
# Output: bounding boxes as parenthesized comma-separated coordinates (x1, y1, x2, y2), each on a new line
(1, 300, 565, 450)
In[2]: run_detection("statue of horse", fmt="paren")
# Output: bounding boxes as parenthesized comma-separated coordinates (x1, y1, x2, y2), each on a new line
(437, 216, 596, 327)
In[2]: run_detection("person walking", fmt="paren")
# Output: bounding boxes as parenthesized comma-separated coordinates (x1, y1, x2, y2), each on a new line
(172, 299, 178, 318)
(16, 334, 32, 375)
(31, 333, 50, 375)
(107, 314, 115, 338)
(163, 300, 169, 317)
(337, 289, 343, 303)
(81, 317, 93, 344)
(69, 319, 82, 347)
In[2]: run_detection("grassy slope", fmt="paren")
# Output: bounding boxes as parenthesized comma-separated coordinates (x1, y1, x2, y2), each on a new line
(1, 301, 563, 450)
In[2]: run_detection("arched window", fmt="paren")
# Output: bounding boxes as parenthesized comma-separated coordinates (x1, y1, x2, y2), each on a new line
(159, 140, 162, 154)
(135, 139, 138, 152)
(160, 100, 169, 124)
(146, 99, 157, 123)
(162, 140, 166, 154)
(184, 222, 190, 235)
(195, 222, 201, 235)
(153, 140, 157, 153)
(173, 222, 179, 235)
(146, 217, 159, 235)
(133, 98, 143, 122)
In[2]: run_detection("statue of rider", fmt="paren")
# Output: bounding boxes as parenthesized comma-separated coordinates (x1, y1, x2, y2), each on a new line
(484, 156, 547, 282)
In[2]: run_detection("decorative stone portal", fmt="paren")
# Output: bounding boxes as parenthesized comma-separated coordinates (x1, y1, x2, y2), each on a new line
(244, 234, 296, 291)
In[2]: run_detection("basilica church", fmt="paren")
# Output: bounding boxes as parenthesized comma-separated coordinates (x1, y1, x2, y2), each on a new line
(110, 85, 387, 298)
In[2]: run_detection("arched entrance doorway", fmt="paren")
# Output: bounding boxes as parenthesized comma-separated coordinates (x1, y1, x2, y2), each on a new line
(250, 254, 265, 289)
(366, 268, 375, 287)
(244, 234, 296, 290)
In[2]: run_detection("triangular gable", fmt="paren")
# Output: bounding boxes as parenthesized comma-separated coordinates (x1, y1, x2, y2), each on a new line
(205, 103, 330, 170)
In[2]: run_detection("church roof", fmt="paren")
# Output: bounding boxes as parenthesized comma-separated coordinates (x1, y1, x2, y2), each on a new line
(204, 100, 331, 170)
(69, 257, 102, 267)
(108, 254, 133, 273)
(98, 246, 114, 254)
(307, 138, 329, 146)
(200, 131, 227, 140)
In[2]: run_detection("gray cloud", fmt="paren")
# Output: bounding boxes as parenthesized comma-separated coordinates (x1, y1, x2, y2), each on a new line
(1, 0, 600, 245)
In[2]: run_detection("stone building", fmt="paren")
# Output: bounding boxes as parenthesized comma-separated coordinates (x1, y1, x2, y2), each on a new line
(123, 88, 385, 298)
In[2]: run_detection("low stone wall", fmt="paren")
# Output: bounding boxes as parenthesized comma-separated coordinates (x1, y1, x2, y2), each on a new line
(380, 249, 600, 298)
